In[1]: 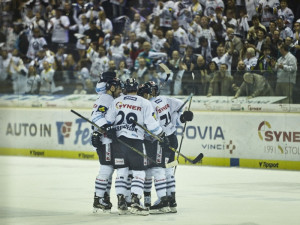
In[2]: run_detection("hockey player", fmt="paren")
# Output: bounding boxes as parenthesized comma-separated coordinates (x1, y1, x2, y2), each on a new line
(95, 71, 116, 95)
(91, 78, 123, 212)
(145, 81, 194, 213)
(105, 78, 167, 216)
(137, 83, 170, 214)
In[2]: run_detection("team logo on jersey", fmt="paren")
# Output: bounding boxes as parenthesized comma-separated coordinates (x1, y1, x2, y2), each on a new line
(124, 96, 137, 101)
(154, 99, 162, 104)
(97, 105, 107, 112)
(114, 158, 125, 165)
(56, 122, 72, 144)
(116, 102, 142, 111)
(156, 104, 170, 113)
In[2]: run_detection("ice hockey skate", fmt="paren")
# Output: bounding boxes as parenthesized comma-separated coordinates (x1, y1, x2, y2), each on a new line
(130, 193, 149, 216)
(144, 192, 151, 208)
(93, 193, 112, 213)
(117, 194, 129, 215)
(168, 192, 177, 213)
(149, 196, 170, 214)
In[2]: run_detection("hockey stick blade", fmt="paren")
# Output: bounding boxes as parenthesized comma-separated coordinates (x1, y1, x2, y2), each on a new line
(192, 153, 204, 164)
(165, 160, 179, 168)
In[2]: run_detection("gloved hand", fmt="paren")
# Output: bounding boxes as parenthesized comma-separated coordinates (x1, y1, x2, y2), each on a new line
(180, 111, 194, 123)
(106, 126, 118, 141)
(91, 131, 102, 148)
(159, 132, 170, 149)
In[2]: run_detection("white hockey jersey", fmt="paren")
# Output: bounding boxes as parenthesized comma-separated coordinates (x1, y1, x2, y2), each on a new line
(91, 93, 114, 144)
(106, 94, 162, 140)
(149, 96, 184, 136)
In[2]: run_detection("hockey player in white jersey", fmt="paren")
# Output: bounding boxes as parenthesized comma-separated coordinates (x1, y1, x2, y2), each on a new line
(137, 83, 170, 214)
(105, 78, 167, 216)
(145, 81, 194, 213)
(91, 78, 123, 212)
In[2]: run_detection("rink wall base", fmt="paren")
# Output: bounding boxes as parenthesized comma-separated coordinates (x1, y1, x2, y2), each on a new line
(0, 147, 98, 160)
(1, 147, 300, 170)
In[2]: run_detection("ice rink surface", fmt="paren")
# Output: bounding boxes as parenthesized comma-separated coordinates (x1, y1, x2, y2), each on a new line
(0, 156, 300, 225)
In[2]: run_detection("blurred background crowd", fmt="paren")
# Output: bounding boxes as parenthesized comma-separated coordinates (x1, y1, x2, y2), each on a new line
(0, 0, 299, 103)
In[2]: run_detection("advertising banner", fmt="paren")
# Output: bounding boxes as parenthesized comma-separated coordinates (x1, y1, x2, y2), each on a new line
(1, 108, 300, 169)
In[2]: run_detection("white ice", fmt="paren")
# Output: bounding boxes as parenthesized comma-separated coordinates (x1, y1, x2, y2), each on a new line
(0, 156, 300, 225)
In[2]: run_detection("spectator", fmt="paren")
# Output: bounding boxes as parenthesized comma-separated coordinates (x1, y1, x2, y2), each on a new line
(46, 7, 70, 52)
(8, 49, 28, 94)
(212, 44, 233, 71)
(233, 72, 274, 98)
(187, 17, 203, 50)
(195, 36, 213, 64)
(255, 45, 277, 90)
(0, 49, 12, 93)
(276, 0, 294, 29)
(167, 50, 183, 94)
(63, 54, 77, 83)
(83, 20, 105, 46)
(200, 0, 225, 17)
(172, 20, 189, 55)
(130, 13, 142, 33)
(116, 61, 131, 82)
(40, 61, 63, 95)
(96, 11, 113, 37)
(253, 27, 267, 58)
(26, 65, 41, 94)
(87, 44, 109, 82)
(243, 47, 258, 71)
(154, 0, 175, 34)
(256, 0, 280, 29)
(163, 30, 180, 58)
(26, 28, 47, 60)
(73, 82, 87, 94)
(111, 0, 127, 18)
(247, 15, 267, 45)
(108, 34, 126, 69)
(224, 27, 243, 69)
(151, 27, 167, 52)
(132, 57, 150, 83)
(276, 16, 294, 40)
(271, 44, 297, 103)
(232, 60, 247, 92)
(135, 21, 151, 42)
(207, 63, 234, 97)
(193, 55, 212, 95)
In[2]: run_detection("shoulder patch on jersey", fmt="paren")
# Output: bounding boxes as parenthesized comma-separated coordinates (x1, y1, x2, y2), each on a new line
(154, 99, 162, 104)
(152, 112, 157, 120)
(97, 105, 107, 112)
(124, 96, 137, 101)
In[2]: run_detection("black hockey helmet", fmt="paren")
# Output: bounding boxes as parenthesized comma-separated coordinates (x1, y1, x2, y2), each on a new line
(124, 78, 139, 93)
(106, 78, 123, 90)
(146, 81, 160, 96)
(100, 71, 116, 82)
(137, 83, 152, 97)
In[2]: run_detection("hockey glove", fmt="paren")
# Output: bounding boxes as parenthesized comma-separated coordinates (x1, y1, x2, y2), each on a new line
(91, 131, 102, 148)
(106, 126, 118, 141)
(159, 133, 170, 149)
(180, 111, 194, 123)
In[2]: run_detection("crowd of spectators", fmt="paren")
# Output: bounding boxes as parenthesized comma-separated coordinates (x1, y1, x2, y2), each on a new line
(0, 0, 299, 103)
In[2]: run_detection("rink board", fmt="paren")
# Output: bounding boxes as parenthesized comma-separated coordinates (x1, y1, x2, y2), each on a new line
(0, 108, 300, 170)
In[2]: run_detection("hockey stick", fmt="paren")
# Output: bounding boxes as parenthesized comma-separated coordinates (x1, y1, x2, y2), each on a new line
(70, 110, 177, 168)
(174, 92, 194, 174)
(177, 93, 194, 113)
(158, 63, 171, 88)
(131, 119, 203, 164)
